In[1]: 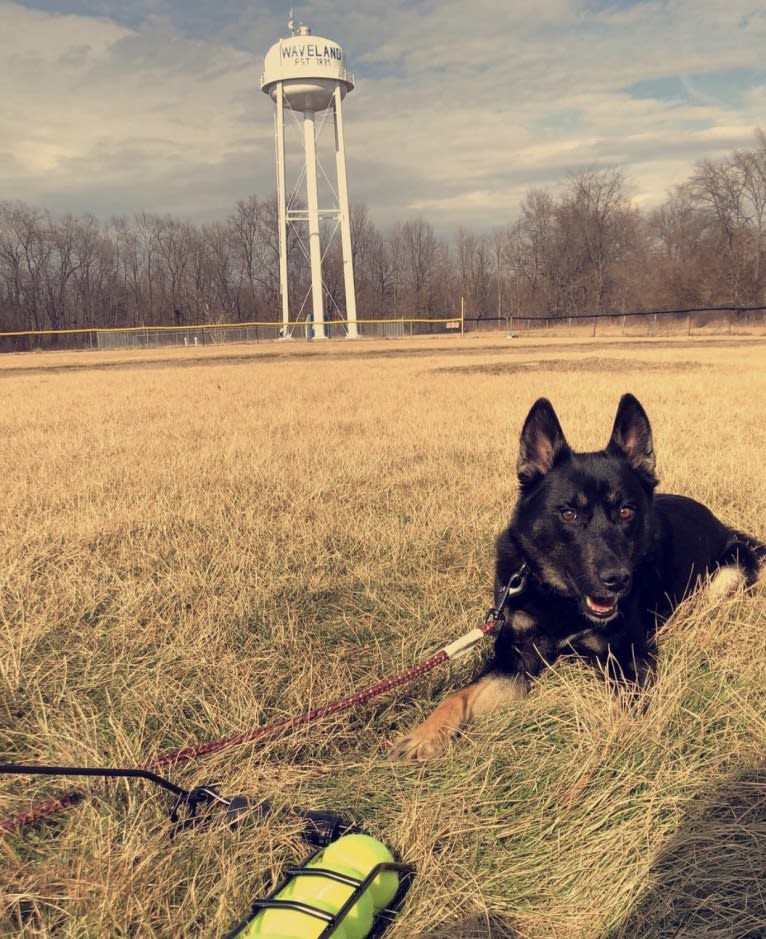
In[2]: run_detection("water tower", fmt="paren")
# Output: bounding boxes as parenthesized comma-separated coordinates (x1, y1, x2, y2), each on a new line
(261, 15, 358, 339)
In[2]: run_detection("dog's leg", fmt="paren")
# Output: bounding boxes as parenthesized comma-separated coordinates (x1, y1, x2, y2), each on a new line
(389, 672, 528, 761)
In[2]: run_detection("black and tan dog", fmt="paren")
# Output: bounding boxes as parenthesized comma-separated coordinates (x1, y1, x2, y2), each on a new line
(391, 394, 764, 761)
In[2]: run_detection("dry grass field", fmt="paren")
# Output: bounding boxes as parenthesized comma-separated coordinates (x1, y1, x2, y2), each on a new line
(1, 334, 765, 939)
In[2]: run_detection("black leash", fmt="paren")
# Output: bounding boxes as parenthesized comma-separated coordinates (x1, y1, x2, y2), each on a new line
(0, 762, 356, 844)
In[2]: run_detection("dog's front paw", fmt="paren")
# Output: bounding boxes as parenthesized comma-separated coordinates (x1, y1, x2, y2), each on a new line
(389, 692, 470, 760)
(388, 725, 450, 762)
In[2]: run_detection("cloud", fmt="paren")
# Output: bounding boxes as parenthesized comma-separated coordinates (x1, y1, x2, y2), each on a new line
(1, 0, 764, 233)
(338, 0, 766, 226)
(0, 2, 271, 218)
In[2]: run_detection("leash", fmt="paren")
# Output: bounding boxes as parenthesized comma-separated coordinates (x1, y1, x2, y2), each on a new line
(1, 565, 528, 834)
(0, 762, 360, 844)
(153, 563, 528, 770)
(0, 763, 228, 832)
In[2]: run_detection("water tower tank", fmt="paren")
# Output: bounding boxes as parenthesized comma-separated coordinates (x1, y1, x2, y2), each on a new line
(261, 25, 354, 112)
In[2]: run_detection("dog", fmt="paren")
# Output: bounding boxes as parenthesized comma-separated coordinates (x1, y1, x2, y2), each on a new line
(390, 393, 765, 761)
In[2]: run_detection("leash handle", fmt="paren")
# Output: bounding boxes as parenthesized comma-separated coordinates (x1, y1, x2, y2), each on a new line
(442, 616, 501, 660)
(0, 762, 186, 796)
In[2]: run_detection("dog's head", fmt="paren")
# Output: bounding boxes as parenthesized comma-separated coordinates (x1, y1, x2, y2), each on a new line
(510, 394, 658, 624)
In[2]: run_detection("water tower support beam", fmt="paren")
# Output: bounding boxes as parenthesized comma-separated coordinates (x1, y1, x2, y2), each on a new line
(332, 84, 358, 338)
(275, 86, 290, 334)
(303, 108, 326, 339)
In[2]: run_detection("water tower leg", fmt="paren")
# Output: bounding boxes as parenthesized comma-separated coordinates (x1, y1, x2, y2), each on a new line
(275, 87, 290, 337)
(303, 108, 327, 339)
(333, 85, 358, 339)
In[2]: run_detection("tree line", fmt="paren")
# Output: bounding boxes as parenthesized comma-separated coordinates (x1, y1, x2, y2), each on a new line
(1, 130, 764, 342)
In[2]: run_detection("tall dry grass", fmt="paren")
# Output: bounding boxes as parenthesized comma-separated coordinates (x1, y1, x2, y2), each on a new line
(1, 335, 765, 938)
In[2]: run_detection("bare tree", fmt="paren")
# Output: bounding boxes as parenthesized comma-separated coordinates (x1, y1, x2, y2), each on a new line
(70, 215, 115, 329)
(488, 226, 511, 322)
(732, 130, 766, 302)
(203, 221, 242, 321)
(506, 188, 558, 315)
(647, 185, 712, 307)
(395, 218, 451, 318)
(0, 202, 50, 336)
(690, 159, 750, 303)
(455, 228, 492, 321)
(349, 203, 389, 319)
(556, 167, 638, 312)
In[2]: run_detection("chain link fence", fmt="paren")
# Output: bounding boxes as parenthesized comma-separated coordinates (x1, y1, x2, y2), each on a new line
(2, 307, 765, 352)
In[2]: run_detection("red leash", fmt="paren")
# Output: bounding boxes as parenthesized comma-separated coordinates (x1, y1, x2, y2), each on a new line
(2, 617, 505, 833)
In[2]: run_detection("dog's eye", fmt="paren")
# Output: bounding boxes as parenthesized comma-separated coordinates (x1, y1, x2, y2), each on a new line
(561, 509, 577, 522)
(619, 506, 636, 521)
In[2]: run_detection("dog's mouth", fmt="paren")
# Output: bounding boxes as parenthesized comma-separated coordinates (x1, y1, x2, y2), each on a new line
(584, 595, 619, 621)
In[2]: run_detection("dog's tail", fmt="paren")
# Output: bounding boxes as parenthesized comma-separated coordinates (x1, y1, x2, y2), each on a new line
(722, 530, 766, 587)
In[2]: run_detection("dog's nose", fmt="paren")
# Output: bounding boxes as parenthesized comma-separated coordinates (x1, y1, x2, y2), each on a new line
(599, 568, 632, 593)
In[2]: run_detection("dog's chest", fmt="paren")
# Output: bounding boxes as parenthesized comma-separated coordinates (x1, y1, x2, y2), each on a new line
(555, 628, 609, 655)
(508, 608, 610, 656)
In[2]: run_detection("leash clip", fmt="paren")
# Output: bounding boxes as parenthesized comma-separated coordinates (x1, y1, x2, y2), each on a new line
(169, 784, 251, 835)
(484, 562, 529, 624)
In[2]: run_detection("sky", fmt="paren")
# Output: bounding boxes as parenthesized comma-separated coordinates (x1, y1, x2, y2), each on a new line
(1, 0, 765, 233)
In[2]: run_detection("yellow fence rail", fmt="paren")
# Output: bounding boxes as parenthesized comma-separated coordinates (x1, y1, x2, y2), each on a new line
(1, 306, 764, 350)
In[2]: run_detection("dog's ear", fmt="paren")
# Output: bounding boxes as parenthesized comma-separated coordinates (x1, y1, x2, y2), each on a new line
(517, 398, 571, 486)
(607, 394, 657, 486)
